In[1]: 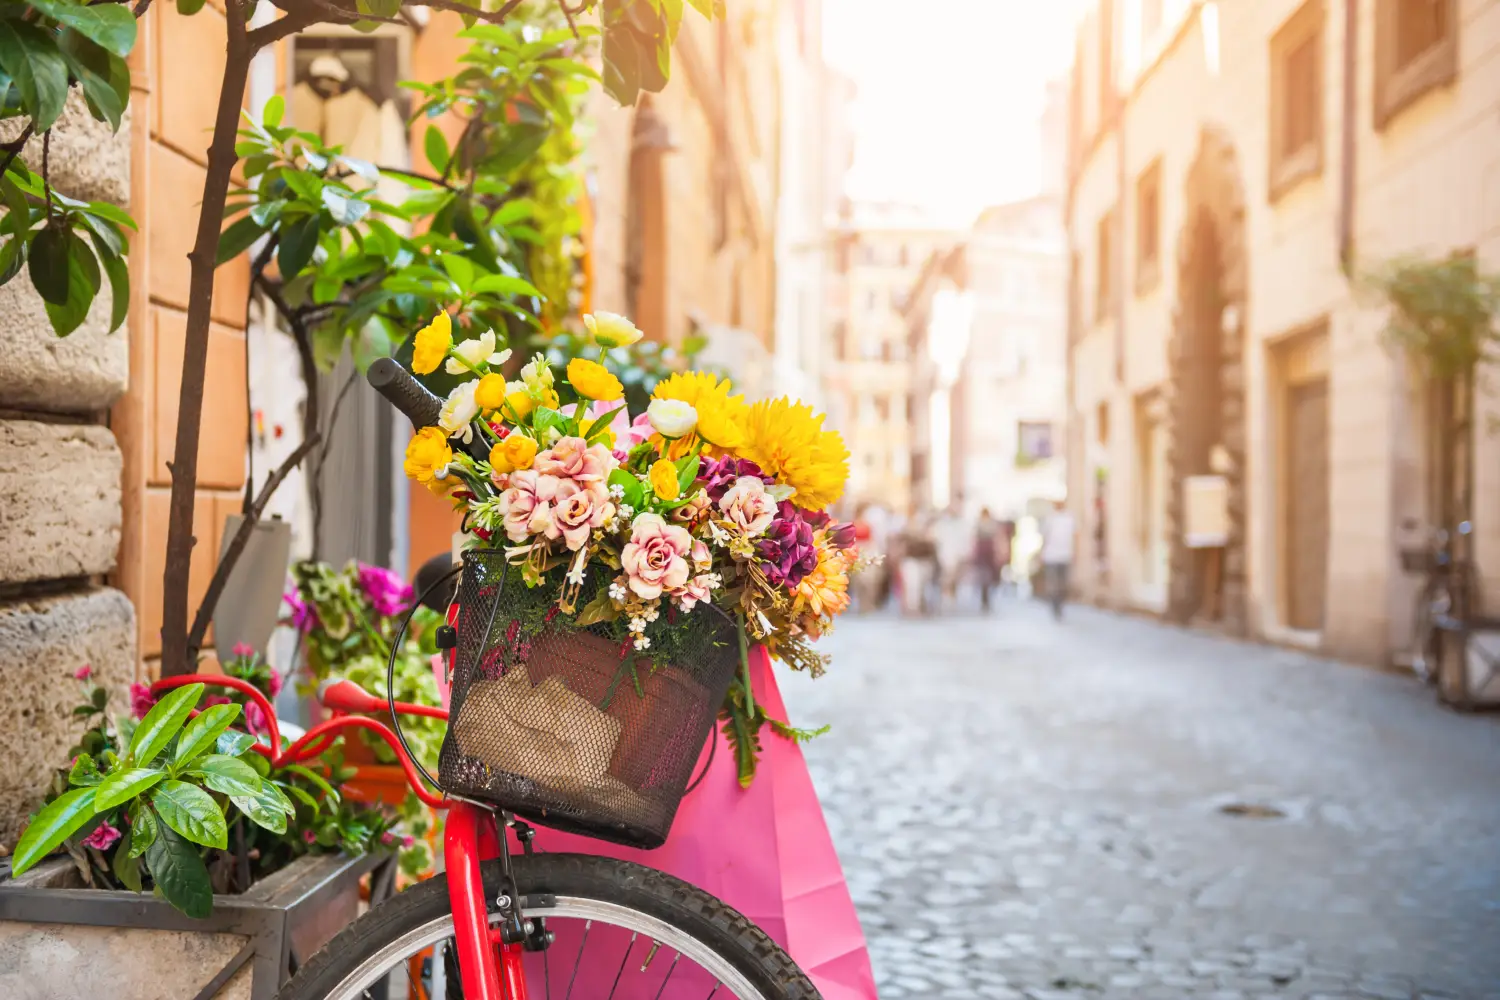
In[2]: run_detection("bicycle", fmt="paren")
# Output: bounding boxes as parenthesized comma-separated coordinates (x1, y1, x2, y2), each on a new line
(1402, 519, 1478, 684)
(153, 361, 820, 1000)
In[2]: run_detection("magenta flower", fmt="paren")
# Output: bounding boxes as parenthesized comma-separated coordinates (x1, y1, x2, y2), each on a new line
(244, 700, 268, 736)
(757, 502, 819, 589)
(282, 589, 318, 633)
(380, 831, 396, 846)
(73, 664, 92, 681)
(81, 822, 121, 851)
(356, 563, 413, 618)
(231, 642, 255, 659)
(129, 683, 156, 720)
(401, 835, 415, 849)
(267, 669, 283, 698)
(700, 456, 772, 502)
(303, 828, 317, 844)
(202, 695, 232, 708)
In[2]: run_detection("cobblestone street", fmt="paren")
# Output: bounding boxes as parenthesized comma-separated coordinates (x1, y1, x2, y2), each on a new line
(781, 601, 1500, 1000)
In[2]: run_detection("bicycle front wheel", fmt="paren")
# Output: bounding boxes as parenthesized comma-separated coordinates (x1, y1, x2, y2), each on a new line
(279, 853, 819, 1000)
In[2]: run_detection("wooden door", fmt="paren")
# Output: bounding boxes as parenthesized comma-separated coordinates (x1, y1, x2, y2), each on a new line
(1285, 378, 1330, 631)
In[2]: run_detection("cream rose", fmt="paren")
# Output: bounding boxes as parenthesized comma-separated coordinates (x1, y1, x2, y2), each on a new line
(718, 476, 777, 537)
(620, 512, 693, 600)
(647, 398, 698, 439)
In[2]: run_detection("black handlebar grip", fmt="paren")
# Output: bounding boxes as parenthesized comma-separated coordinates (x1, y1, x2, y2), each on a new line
(367, 357, 442, 429)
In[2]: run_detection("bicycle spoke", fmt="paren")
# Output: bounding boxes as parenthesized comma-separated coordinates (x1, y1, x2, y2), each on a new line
(649, 952, 681, 1000)
(563, 920, 591, 1000)
(605, 932, 638, 999)
(705, 983, 722, 1000)
(544, 940, 551, 1000)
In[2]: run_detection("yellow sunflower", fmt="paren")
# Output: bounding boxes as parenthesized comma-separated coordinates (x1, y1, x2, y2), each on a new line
(736, 397, 849, 512)
(652, 371, 748, 450)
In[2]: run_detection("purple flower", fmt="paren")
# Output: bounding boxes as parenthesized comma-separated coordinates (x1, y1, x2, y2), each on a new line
(700, 456, 773, 502)
(129, 683, 156, 720)
(81, 822, 121, 851)
(356, 563, 414, 618)
(827, 521, 858, 550)
(283, 589, 318, 633)
(756, 502, 819, 589)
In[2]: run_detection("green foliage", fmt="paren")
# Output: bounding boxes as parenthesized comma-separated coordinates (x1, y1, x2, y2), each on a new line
(1365, 255, 1500, 381)
(598, 0, 723, 106)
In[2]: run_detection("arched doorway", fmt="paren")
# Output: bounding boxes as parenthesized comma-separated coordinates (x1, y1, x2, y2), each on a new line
(624, 98, 672, 340)
(1163, 127, 1249, 631)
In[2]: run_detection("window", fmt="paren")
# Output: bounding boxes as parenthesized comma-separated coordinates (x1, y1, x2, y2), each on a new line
(1375, 0, 1457, 129)
(1094, 208, 1115, 322)
(1017, 421, 1055, 465)
(1135, 160, 1161, 294)
(1268, 0, 1324, 201)
(875, 396, 890, 422)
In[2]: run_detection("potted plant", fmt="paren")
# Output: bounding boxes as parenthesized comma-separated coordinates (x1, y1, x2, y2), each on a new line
(0, 668, 426, 998)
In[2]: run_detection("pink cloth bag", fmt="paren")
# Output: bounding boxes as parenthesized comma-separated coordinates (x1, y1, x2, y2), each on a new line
(433, 645, 877, 999)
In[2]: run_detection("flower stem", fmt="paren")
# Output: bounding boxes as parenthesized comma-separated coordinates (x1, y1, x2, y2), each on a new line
(736, 612, 754, 717)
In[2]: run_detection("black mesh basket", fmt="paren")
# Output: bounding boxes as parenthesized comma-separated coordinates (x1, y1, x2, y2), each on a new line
(439, 549, 742, 849)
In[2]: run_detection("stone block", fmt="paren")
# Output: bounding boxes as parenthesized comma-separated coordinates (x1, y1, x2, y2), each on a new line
(0, 90, 130, 206)
(0, 587, 135, 847)
(0, 274, 128, 414)
(0, 421, 122, 585)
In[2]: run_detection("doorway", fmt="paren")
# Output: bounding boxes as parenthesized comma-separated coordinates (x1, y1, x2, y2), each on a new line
(1284, 377, 1330, 631)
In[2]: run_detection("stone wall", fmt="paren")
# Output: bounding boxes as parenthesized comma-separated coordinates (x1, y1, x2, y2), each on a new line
(0, 92, 136, 845)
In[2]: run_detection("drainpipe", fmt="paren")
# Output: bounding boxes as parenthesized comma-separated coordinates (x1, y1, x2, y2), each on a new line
(1337, 0, 1358, 274)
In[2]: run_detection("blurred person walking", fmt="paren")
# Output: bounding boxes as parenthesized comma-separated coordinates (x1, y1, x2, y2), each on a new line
(898, 515, 938, 616)
(850, 503, 883, 612)
(932, 505, 973, 612)
(1040, 500, 1076, 620)
(973, 508, 1004, 612)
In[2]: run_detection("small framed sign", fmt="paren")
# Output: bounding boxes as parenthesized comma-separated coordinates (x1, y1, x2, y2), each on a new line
(1183, 475, 1229, 548)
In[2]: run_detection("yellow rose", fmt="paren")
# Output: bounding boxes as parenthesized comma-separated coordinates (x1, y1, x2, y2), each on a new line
(584, 311, 644, 348)
(567, 357, 624, 401)
(474, 373, 508, 412)
(411, 312, 453, 375)
(649, 459, 681, 501)
(490, 433, 538, 473)
(403, 426, 452, 484)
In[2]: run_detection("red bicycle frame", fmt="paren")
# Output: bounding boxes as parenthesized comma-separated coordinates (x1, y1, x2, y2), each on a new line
(150, 673, 529, 999)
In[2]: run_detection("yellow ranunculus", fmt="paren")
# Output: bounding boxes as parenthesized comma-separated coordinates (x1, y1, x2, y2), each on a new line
(411, 312, 453, 375)
(649, 459, 681, 501)
(490, 433, 538, 474)
(474, 373, 508, 412)
(403, 426, 452, 484)
(584, 311, 644, 348)
(503, 386, 535, 420)
(541, 388, 560, 410)
(567, 357, 624, 401)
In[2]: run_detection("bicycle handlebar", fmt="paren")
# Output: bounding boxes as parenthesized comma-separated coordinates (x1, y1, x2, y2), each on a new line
(367, 357, 443, 429)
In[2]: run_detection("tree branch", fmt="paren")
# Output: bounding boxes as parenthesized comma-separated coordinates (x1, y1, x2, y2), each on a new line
(161, 0, 257, 676)
(0, 122, 36, 179)
(375, 164, 457, 190)
(186, 433, 321, 658)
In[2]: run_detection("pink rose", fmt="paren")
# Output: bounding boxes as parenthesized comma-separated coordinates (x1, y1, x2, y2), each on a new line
(534, 436, 615, 488)
(719, 476, 776, 537)
(539, 480, 614, 551)
(73, 664, 92, 681)
(81, 822, 121, 851)
(675, 575, 714, 612)
(691, 539, 712, 574)
(129, 683, 156, 720)
(497, 470, 551, 543)
(620, 513, 693, 600)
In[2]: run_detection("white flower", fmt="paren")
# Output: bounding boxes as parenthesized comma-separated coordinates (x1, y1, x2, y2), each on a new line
(634, 636, 651, 651)
(584, 311, 644, 348)
(609, 483, 626, 500)
(645, 608, 660, 623)
(647, 398, 698, 439)
(439, 380, 480, 442)
(608, 582, 627, 602)
(618, 504, 635, 519)
(445, 330, 510, 375)
(520, 353, 555, 393)
(565, 549, 588, 586)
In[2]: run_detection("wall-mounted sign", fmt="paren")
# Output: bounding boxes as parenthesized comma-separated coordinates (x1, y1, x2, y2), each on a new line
(1183, 475, 1228, 548)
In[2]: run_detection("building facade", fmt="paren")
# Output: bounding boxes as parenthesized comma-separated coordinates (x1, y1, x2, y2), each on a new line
(1065, 0, 1500, 665)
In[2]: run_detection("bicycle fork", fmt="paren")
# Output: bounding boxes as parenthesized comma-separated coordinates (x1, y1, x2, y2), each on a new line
(445, 801, 534, 999)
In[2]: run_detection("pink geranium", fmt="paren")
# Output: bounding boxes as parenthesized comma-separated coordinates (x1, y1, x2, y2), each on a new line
(73, 664, 92, 681)
(620, 513, 693, 600)
(231, 642, 255, 659)
(129, 683, 156, 720)
(81, 822, 121, 851)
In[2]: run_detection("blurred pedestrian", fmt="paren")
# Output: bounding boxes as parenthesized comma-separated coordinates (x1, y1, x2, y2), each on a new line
(899, 515, 938, 616)
(850, 503, 882, 612)
(973, 508, 1003, 612)
(932, 505, 973, 611)
(1040, 499, 1076, 620)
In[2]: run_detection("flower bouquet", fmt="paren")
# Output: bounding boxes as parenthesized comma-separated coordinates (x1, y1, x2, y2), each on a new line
(401, 309, 858, 846)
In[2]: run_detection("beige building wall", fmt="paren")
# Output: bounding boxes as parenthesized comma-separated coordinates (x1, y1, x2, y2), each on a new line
(1066, 0, 1500, 665)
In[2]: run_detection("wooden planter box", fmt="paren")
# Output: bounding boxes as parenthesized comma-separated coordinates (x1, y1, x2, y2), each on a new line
(0, 851, 393, 1000)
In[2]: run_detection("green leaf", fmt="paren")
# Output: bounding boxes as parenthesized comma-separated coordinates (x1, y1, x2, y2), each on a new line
(144, 824, 213, 918)
(608, 467, 646, 508)
(42, 230, 102, 336)
(584, 405, 625, 443)
(439, 253, 475, 293)
(423, 124, 451, 174)
(10, 787, 97, 875)
(81, 199, 135, 231)
(242, 749, 271, 778)
(262, 93, 284, 128)
(278, 214, 321, 278)
(28, 225, 70, 305)
(216, 215, 265, 266)
(280, 764, 340, 805)
(126, 801, 157, 857)
(95, 767, 166, 812)
(0, 237, 24, 286)
(27, 0, 137, 58)
(230, 786, 287, 835)
(216, 730, 257, 758)
(101, 249, 128, 333)
(175, 0, 207, 15)
(532, 406, 569, 441)
(68, 754, 102, 787)
(111, 827, 142, 891)
(276, 781, 319, 812)
(151, 779, 228, 849)
(173, 704, 242, 770)
(573, 588, 619, 627)
(56, 32, 126, 131)
(130, 683, 203, 766)
(189, 754, 261, 798)
(471, 273, 541, 298)
(321, 187, 370, 226)
(676, 453, 700, 494)
(0, 22, 71, 131)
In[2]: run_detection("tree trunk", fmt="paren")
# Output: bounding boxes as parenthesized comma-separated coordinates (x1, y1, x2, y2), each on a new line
(159, 3, 254, 676)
